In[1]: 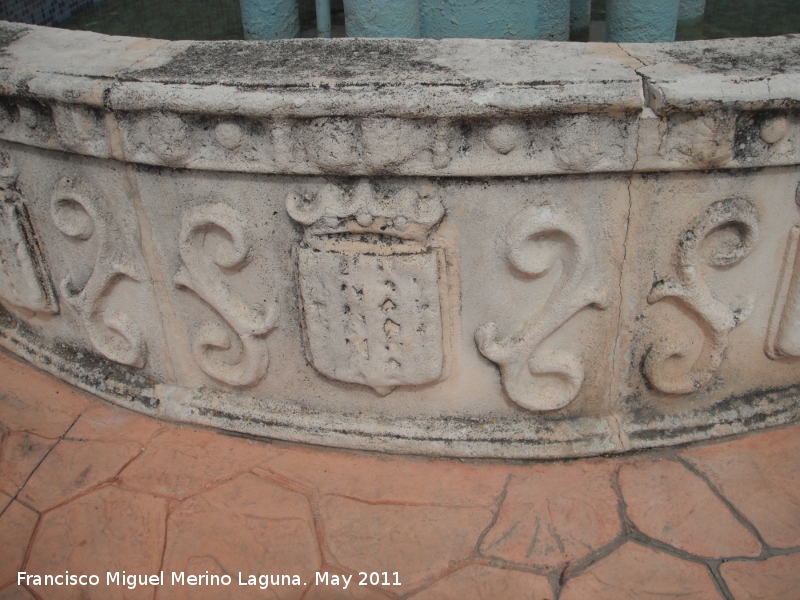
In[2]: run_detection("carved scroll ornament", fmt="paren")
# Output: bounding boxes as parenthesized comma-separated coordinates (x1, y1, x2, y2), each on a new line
(175, 203, 278, 387)
(644, 198, 759, 394)
(476, 203, 609, 412)
(51, 176, 147, 367)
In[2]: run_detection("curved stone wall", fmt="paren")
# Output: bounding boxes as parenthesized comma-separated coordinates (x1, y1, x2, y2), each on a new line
(1, 21, 799, 457)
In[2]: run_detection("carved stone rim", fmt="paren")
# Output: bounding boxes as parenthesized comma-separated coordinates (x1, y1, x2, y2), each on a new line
(0, 23, 799, 177)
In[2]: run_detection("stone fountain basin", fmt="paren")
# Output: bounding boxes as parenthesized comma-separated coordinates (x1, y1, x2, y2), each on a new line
(1, 21, 799, 458)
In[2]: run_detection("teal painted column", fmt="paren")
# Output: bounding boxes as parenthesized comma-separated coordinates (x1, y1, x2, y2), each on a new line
(679, 0, 705, 21)
(570, 0, 591, 40)
(537, 0, 570, 40)
(420, 0, 569, 40)
(343, 0, 420, 38)
(606, 0, 680, 42)
(316, 0, 332, 37)
(239, 0, 300, 39)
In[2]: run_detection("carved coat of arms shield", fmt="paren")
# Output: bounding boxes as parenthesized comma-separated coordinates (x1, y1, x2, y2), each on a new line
(287, 181, 448, 395)
(0, 160, 58, 315)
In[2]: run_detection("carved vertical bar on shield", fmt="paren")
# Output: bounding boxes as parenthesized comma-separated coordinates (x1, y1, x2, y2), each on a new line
(287, 181, 448, 395)
(51, 176, 147, 367)
(175, 203, 278, 387)
(644, 198, 759, 393)
(766, 225, 800, 358)
(476, 204, 609, 412)
(0, 153, 58, 314)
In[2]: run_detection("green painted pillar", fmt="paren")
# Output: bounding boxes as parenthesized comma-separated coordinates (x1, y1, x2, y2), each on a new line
(606, 0, 680, 42)
(570, 0, 591, 40)
(537, 0, 570, 40)
(239, 0, 300, 39)
(316, 0, 332, 37)
(343, 0, 420, 38)
(420, 0, 569, 40)
(679, 0, 705, 21)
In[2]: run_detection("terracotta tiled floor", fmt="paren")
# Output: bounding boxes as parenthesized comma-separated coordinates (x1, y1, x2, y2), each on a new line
(1, 349, 799, 600)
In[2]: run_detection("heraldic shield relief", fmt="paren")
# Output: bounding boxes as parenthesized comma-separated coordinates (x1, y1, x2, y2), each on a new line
(287, 181, 449, 395)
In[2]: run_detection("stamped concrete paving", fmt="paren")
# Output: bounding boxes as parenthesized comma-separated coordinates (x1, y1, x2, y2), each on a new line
(0, 349, 799, 600)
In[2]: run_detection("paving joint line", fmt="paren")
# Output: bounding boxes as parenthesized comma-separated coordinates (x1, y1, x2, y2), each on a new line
(473, 472, 512, 556)
(675, 454, 771, 553)
(0, 413, 82, 519)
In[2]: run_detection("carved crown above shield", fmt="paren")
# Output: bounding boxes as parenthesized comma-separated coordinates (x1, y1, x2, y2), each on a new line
(287, 181, 450, 395)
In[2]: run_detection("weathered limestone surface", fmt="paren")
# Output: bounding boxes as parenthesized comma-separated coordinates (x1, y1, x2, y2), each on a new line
(1, 22, 799, 457)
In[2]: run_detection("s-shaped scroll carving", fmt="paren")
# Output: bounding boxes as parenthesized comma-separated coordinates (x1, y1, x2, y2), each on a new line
(51, 176, 147, 367)
(174, 203, 277, 387)
(644, 198, 759, 394)
(476, 204, 609, 411)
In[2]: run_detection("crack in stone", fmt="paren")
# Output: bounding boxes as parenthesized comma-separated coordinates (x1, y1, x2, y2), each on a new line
(122, 164, 179, 384)
(250, 467, 321, 501)
(16, 506, 42, 580)
(396, 558, 486, 600)
(308, 493, 338, 574)
(600, 47, 649, 441)
(616, 44, 648, 71)
(606, 145, 635, 443)
(313, 488, 497, 510)
(155, 499, 174, 600)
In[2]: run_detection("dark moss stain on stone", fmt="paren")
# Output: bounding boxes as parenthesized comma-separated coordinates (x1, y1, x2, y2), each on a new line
(663, 36, 800, 75)
(127, 38, 454, 87)
(734, 111, 773, 160)
(624, 392, 656, 422)
(195, 405, 607, 449)
(0, 304, 159, 410)
(631, 422, 718, 442)
(624, 381, 800, 443)
(0, 97, 16, 130)
(0, 24, 29, 53)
